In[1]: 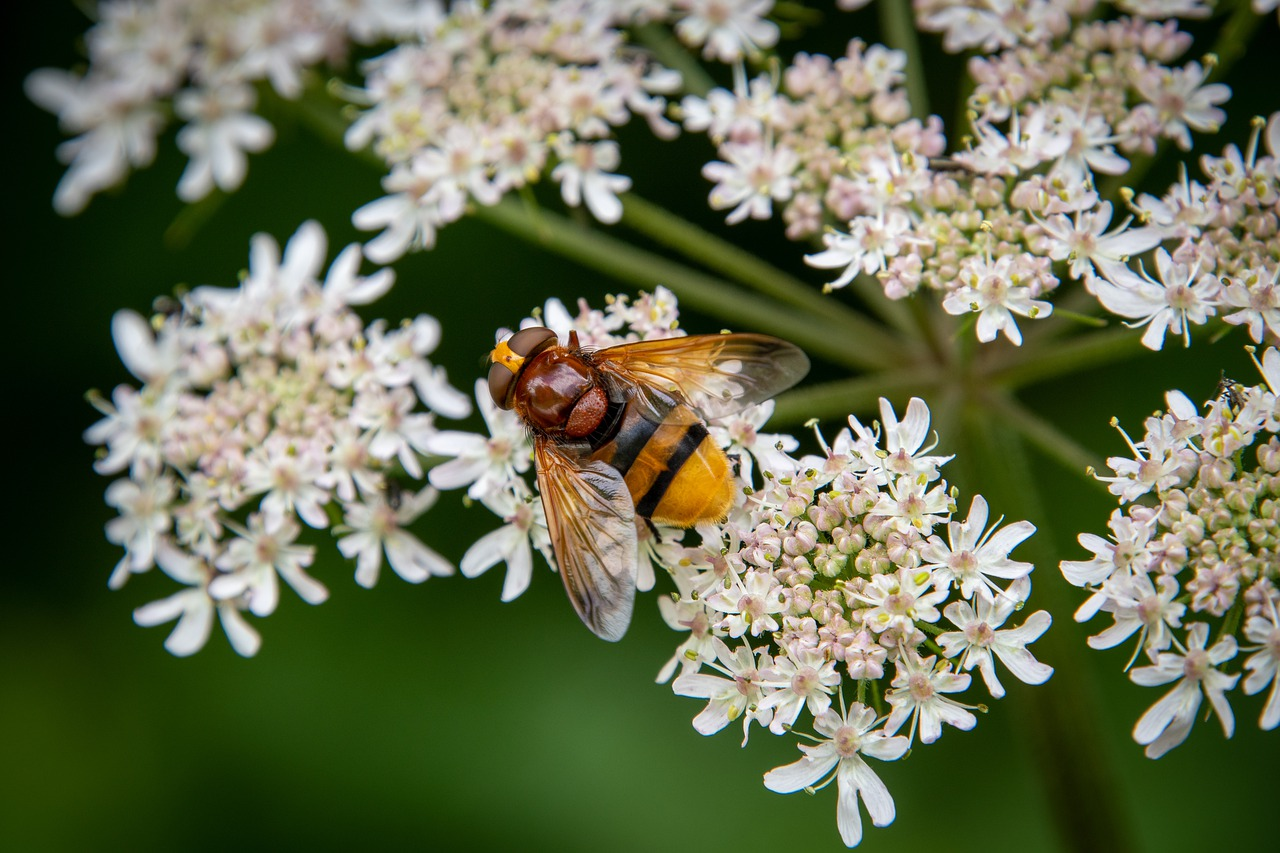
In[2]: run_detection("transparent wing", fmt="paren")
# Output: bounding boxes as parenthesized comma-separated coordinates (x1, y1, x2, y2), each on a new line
(591, 334, 809, 420)
(535, 439, 637, 642)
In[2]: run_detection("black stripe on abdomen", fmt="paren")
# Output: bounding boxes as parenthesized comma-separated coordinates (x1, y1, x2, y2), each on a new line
(603, 407, 659, 474)
(635, 422, 707, 518)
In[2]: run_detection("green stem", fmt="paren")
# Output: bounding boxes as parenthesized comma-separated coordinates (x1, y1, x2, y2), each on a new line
(846, 269, 919, 339)
(1019, 285, 1108, 352)
(1219, 595, 1245, 645)
(987, 327, 1143, 390)
(633, 23, 717, 97)
(877, 0, 930, 120)
(1206, 1, 1264, 87)
(619, 195, 907, 358)
(982, 390, 1105, 480)
(962, 414, 1139, 853)
(473, 199, 894, 372)
(768, 367, 940, 425)
(291, 80, 383, 170)
(908, 290, 952, 367)
(164, 189, 228, 249)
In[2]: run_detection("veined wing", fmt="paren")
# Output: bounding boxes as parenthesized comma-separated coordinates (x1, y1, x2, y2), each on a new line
(591, 334, 809, 420)
(534, 439, 638, 642)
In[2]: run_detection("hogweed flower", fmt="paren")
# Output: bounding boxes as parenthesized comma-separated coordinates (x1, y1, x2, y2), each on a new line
(1062, 346, 1280, 753)
(25, 0, 442, 214)
(343, 2, 692, 258)
(673, 6, 1279, 350)
(31, 3, 1280, 355)
(44, 1, 1280, 847)
(86, 221, 470, 655)
(430, 290, 1054, 848)
(763, 701, 910, 848)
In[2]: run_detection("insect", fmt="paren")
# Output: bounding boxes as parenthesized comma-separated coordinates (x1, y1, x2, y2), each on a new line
(1216, 371, 1248, 415)
(487, 326, 809, 641)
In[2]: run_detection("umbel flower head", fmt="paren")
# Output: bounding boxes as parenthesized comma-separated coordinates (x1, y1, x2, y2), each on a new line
(429, 289, 1054, 848)
(677, 8, 1280, 352)
(1062, 347, 1280, 756)
(87, 221, 470, 656)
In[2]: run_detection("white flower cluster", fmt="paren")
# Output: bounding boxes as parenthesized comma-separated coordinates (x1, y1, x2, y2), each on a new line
(29, 0, 787, 225)
(342, 0, 680, 260)
(25, 0, 447, 215)
(680, 5, 1280, 351)
(86, 221, 470, 656)
(433, 290, 1054, 848)
(951, 9, 1280, 351)
(340, 0, 784, 260)
(340, 0, 783, 258)
(1061, 348, 1280, 756)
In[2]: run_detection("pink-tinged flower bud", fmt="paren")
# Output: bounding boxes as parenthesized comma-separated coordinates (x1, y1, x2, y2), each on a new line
(1199, 457, 1236, 490)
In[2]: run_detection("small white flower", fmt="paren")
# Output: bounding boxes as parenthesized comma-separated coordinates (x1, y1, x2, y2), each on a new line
(854, 568, 946, 637)
(85, 382, 178, 479)
(702, 140, 798, 225)
(460, 488, 550, 603)
(1061, 509, 1157, 588)
(960, 108, 1069, 174)
(921, 495, 1035, 601)
(656, 586, 721, 684)
(868, 476, 953, 535)
(25, 69, 163, 215)
(1242, 598, 1280, 730)
(425, 379, 533, 500)
(884, 652, 975, 744)
(103, 474, 177, 584)
(709, 400, 798, 484)
(938, 577, 1054, 698)
(941, 252, 1054, 346)
(336, 486, 454, 588)
(551, 139, 632, 224)
(353, 161, 462, 263)
(673, 638, 774, 745)
(1130, 622, 1239, 758)
(763, 702, 909, 848)
(1220, 265, 1280, 345)
(1044, 103, 1129, 184)
(806, 210, 915, 288)
(705, 569, 788, 638)
(351, 385, 437, 480)
(1094, 409, 1199, 502)
(758, 645, 841, 734)
(674, 0, 780, 62)
(241, 435, 332, 532)
(847, 397, 954, 484)
(109, 309, 183, 387)
(1035, 201, 1162, 285)
(1091, 248, 1220, 350)
(1084, 573, 1184, 657)
(174, 84, 274, 202)
(209, 514, 325, 617)
(1132, 61, 1230, 151)
(132, 543, 261, 658)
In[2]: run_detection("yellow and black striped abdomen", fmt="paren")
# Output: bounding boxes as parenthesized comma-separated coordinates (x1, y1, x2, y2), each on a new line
(590, 399, 733, 527)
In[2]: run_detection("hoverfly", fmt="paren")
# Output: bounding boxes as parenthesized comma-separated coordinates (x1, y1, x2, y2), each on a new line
(487, 326, 809, 641)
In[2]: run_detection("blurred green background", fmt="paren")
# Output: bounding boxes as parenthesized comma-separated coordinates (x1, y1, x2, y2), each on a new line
(5, 3, 1278, 852)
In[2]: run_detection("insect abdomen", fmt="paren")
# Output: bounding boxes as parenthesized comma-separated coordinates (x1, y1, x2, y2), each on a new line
(592, 400, 733, 527)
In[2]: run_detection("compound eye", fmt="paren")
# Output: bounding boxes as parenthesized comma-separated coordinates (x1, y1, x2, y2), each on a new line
(507, 326, 557, 356)
(488, 361, 516, 409)
(487, 326, 558, 408)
